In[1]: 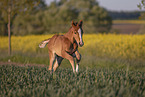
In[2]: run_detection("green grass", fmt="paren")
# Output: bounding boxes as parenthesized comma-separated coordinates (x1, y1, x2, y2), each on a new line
(0, 49, 145, 71)
(0, 52, 145, 71)
(0, 65, 145, 97)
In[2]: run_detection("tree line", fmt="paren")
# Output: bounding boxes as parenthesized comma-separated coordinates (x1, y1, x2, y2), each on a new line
(0, 0, 112, 36)
(0, 0, 144, 36)
(108, 11, 142, 20)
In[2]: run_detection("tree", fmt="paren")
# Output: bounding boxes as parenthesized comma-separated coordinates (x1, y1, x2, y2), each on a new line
(13, 11, 46, 35)
(138, 0, 145, 9)
(0, 0, 46, 55)
(12, 0, 112, 35)
(46, 0, 112, 33)
(57, 0, 112, 33)
(0, 10, 7, 36)
(138, 0, 145, 34)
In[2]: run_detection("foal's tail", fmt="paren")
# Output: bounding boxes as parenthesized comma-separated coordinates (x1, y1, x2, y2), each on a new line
(39, 38, 50, 48)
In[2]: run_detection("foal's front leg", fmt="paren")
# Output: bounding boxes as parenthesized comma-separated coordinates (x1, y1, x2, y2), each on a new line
(62, 51, 76, 73)
(75, 50, 81, 72)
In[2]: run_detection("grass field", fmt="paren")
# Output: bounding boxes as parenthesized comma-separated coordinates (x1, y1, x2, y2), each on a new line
(0, 34, 145, 96)
(0, 65, 145, 97)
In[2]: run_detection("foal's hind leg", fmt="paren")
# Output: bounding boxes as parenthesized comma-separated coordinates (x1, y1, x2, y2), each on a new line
(75, 50, 81, 72)
(53, 55, 63, 72)
(48, 51, 56, 72)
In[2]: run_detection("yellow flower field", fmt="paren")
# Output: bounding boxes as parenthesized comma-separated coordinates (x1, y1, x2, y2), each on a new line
(82, 34, 145, 60)
(0, 34, 145, 60)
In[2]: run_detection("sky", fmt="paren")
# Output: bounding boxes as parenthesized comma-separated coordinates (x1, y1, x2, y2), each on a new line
(97, 0, 142, 11)
(46, 0, 143, 11)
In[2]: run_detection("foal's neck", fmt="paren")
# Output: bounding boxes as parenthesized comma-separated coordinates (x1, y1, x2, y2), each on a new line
(64, 28, 74, 43)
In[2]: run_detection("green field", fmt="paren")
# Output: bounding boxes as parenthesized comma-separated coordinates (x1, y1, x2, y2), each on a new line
(0, 65, 145, 97)
(0, 34, 145, 96)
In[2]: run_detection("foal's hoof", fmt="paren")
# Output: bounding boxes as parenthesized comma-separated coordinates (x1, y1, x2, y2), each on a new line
(48, 70, 53, 75)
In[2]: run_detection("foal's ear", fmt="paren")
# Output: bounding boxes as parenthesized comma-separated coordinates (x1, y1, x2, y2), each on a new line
(71, 21, 76, 27)
(79, 20, 83, 27)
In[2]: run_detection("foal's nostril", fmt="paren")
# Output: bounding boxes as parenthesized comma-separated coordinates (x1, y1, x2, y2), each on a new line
(79, 42, 84, 47)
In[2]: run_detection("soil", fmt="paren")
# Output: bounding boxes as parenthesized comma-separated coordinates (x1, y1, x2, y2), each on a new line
(111, 24, 141, 34)
(0, 61, 47, 67)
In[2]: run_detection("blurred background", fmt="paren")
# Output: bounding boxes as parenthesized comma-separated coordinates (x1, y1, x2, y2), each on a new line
(0, 0, 145, 36)
(0, 0, 145, 71)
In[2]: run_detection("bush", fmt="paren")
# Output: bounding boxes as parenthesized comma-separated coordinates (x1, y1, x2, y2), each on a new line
(12, 0, 112, 35)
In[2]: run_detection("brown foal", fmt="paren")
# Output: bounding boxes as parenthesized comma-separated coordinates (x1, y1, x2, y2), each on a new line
(39, 20, 84, 73)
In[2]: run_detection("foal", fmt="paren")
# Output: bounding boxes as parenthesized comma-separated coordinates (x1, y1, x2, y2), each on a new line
(39, 20, 84, 73)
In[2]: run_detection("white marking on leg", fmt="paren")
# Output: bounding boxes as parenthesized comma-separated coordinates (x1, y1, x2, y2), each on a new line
(76, 64, 79, 72)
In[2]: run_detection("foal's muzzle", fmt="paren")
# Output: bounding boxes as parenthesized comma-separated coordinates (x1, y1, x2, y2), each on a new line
(79, 42, 84, 47)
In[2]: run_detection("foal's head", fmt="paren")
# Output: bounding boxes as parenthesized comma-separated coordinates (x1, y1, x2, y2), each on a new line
(71, 20, 84, 47)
